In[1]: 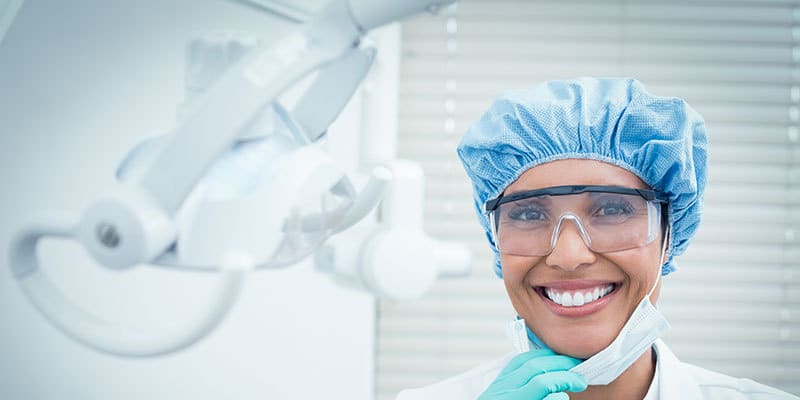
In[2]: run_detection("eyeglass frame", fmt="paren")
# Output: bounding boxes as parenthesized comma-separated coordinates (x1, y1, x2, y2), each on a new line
(484, 185, 670, 255)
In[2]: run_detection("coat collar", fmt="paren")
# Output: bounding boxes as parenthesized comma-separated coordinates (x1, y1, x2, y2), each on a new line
(654, 339, 703, 399)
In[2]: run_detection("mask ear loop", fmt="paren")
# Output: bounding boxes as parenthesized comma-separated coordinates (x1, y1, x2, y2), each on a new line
(647, 224, 670, 299)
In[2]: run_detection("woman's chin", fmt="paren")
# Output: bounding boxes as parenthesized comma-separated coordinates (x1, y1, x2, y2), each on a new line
(546, 333, 615, 360)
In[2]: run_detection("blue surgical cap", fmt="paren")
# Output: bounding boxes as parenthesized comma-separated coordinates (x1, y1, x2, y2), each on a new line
(457, 77, 708, 277)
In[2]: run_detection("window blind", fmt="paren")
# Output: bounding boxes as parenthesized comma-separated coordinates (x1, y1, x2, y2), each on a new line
(376, 0, 800, 398)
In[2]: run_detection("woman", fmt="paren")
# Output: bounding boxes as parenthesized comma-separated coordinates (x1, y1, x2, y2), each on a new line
(397, 78, 798, 399)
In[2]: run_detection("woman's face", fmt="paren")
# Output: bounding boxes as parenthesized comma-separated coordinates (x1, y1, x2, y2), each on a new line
(500, 159, 666, 359)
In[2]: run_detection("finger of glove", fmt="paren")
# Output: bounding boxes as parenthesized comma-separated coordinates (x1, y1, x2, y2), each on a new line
(508, 355, 584, 383)
(524, 371, 588, 398)
(500, 349, 557, 374)
(494, 356, 584, 390)
(543, 393, 570, 400)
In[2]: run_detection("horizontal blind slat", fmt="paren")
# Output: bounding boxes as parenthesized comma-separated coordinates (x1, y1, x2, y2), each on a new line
(400, 59, 799, 85)
(404, 21, 797, 44)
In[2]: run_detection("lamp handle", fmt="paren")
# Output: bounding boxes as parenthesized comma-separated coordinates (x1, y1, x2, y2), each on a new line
(9, 212, 245, 357)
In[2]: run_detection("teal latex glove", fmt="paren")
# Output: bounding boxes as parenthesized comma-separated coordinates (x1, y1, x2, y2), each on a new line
(478, 349, 588, 400)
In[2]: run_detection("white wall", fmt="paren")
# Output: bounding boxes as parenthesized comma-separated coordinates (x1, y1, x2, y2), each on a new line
(0, 1, 377, 399)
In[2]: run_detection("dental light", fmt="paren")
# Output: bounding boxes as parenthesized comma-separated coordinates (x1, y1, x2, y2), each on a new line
(7, 0, 467, 358)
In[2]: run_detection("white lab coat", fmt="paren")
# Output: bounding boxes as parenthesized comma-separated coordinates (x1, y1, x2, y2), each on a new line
(396, 339, 799, 400)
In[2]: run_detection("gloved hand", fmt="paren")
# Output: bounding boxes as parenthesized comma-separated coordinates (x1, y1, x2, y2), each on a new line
(478, 349, 587, 400)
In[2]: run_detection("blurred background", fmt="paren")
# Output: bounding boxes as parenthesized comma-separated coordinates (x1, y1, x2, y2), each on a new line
(0, 0, 798, 399)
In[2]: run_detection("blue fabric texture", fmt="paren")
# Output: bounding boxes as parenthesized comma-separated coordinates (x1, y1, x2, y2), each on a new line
(456, 77, 708, 277)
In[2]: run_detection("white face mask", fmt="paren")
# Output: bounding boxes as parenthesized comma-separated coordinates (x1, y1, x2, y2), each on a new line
(507, 227, 671, 386)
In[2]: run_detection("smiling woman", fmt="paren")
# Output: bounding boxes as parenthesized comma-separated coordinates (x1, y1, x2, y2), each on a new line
(395, 78, 800, 400)
(498, 161, 667, 361)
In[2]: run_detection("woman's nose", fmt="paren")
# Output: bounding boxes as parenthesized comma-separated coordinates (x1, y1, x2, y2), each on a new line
(544, 217, 596, 271)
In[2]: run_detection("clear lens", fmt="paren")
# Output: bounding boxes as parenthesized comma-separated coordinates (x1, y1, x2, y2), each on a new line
(263, 176, 355, 269)
(493, 191, 661, 256)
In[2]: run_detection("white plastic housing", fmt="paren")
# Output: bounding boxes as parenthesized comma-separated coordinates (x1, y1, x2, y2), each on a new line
(77, 187, 177, 270)
(8, 212, 244, 357)
(178, 146, 347, 268)
(316, 160, 471, 299)
(359, 227, 438, 299)
(347, 0, 456, 31)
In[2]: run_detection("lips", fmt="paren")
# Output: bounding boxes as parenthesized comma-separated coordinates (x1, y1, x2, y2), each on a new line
(534, 280, 620, 317)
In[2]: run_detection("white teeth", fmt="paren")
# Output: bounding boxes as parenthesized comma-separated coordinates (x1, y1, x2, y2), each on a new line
(544, 284, 615, 307)
(561, 292, 573, 306)
(573, 292, 585, 306)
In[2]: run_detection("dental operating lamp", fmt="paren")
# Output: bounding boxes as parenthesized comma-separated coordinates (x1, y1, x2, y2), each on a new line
(7, 0, 467, 358)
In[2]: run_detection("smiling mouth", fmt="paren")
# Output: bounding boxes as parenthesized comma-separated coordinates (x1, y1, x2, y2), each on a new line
(536, 283, 619, 307)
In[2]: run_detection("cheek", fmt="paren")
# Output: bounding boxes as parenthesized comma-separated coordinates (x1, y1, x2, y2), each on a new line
(500, 254, 540, 284)
(605, 249, 662, 294)
(500, 255, 541, 310)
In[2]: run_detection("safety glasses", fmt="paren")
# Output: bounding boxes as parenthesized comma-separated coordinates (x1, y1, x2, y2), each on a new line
(485, 185, 668, 257)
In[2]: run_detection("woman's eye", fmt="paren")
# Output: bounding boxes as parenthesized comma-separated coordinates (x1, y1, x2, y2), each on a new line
(594, 202, 634, 217)
(508, 207, 546, 221)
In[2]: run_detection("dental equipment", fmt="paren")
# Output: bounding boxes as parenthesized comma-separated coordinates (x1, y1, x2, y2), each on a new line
(8, 0, 466, 358)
